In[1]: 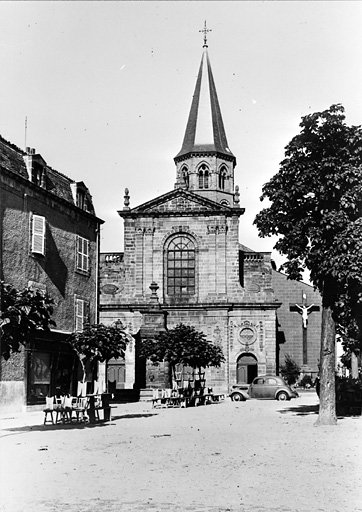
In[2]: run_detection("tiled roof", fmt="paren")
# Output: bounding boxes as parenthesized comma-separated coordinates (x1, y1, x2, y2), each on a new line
(0, 134, 95, 215)
(175, 48, 235, 162)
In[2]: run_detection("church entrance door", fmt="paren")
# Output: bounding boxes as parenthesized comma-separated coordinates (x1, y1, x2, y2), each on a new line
(237, 354, 258, 384)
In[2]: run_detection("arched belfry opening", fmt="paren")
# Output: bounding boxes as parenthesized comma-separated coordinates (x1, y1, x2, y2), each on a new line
(236, 354, 258, 384)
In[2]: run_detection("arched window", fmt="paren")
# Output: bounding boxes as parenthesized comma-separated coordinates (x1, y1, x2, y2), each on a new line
(198, 171, 204, 188)
(167, 236, 195, 296)
(219, 166, 227, 190)
(198, 164, 209, 189)
(181, 166, 189, 189)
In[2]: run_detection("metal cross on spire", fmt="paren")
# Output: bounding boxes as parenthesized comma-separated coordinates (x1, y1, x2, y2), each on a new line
(199, 20, 211, 47)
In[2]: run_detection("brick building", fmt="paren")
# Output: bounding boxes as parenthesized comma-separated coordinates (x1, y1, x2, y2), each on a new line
(98, 40, 321, 397)
(0, 135, 103, 411)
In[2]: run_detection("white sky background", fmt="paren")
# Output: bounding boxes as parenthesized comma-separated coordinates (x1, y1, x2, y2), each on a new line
(1, 1, 362, 273)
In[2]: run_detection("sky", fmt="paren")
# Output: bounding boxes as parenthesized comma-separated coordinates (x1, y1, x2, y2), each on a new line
(1, 1, 362, 272)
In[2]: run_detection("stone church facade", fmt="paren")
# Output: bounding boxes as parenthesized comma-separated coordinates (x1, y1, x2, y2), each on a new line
(99, 40, 321, 396)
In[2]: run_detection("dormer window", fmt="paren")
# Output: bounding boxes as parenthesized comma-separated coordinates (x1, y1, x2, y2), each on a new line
(24, 148, 47, 188)
(71, 181, 89, 211)
(76, 189, 85, 209)
(31, 162, 43, 186)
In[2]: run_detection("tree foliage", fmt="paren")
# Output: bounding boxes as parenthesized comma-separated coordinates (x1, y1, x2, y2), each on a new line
(0, 281, 56, 360)
(254, 104, 362, 425)
(67, 323, 129, 383)
(139, 323, 225, 376)
(279, 354, 301, 385)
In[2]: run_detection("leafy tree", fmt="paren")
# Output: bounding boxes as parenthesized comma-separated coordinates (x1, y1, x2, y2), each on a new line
(279, 354, 301, 385)
(0, 281, 56, 360)
(67, 323, 129, 385)
(139, 323, 225, 380)
(254, 104, 362, 425)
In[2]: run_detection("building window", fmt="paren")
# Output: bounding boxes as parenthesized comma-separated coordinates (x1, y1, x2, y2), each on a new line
(181, 166, 189, 189)
(167, 235, 195, 296)
(76, 189, 85, 209)
(75, 298, 89, 331)
(28, 351, 51, 402)
(31, 162, 43, 186)
(76, 236, 89, 272)
(198, 164, 209, 189)
(31, 215, 46, 255)
(219, 166, 227, 190)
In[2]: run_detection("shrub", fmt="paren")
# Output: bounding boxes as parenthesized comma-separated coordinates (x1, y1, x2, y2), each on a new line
(280, 354, 301, 385)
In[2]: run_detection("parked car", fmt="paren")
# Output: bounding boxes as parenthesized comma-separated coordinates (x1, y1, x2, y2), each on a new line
(229, 375, 298, 402)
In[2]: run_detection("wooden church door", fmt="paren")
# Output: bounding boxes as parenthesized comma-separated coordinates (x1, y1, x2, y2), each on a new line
(237, 354, 258, 384)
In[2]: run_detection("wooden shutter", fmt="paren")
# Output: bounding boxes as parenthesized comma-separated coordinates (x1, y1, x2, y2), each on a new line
(76, 236, 89, 272)
(32, 215, 45, 255)
(83, 239, 89, 272)
(75, 298, 84, 331)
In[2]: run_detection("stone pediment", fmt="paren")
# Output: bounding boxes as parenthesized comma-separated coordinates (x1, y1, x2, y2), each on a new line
(120, 189, 235, 216)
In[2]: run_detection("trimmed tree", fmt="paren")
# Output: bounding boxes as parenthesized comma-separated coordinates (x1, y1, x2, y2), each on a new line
(139, 323, 225, 381)
(67, 323, 129, 389)
(254, 104, 362, 425)
(0, 281, 56, 360)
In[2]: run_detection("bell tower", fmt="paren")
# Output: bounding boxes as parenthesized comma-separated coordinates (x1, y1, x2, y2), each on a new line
(174, 22, 238, 207)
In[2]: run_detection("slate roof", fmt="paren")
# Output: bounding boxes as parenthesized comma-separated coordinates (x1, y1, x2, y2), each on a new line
(175, 48, 235, 163)
(0, 134, 97, 216)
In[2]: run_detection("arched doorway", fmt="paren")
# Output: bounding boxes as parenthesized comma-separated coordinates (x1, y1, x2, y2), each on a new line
(237, 354, 258, 384)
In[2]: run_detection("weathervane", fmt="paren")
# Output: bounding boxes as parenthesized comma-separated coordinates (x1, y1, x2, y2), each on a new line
(199, 20, 211, 47)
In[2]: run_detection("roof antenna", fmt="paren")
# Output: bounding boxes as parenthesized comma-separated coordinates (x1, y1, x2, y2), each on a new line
(25, 116, 28, 150)
(199, 20, 211, 48)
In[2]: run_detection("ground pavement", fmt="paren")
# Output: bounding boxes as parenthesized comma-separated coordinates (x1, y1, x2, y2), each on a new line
(0, 392, 361, 512)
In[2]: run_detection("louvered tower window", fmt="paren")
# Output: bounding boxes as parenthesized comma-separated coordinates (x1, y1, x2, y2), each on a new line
(167, 236, 195, 296)
(219, 166, 227, 190)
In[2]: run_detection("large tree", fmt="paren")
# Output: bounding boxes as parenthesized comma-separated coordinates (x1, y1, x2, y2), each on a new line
(254, 104, 362, 425)
(0, 281, 56, 360)
(67, 323, 129, 387)
(139, 323, 225, 381)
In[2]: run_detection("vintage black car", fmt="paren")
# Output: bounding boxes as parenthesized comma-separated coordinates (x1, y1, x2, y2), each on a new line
(229, 375, 299, 402)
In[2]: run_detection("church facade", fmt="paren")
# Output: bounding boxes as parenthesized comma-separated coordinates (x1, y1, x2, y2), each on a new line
(99, 40, 321, 396)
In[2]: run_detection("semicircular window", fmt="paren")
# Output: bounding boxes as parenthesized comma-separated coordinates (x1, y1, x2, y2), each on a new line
(167, 236, 195, 296)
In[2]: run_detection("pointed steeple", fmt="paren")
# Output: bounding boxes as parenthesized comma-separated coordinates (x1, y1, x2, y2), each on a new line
(175, 31, 235, 163)
(174, 25, 238, 207)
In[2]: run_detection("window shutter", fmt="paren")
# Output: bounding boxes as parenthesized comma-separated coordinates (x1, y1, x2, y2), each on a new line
(83, 239, 89, 272)
(75, 299, 84, 331)
(32, 215, 45, 255)
(76, 236, 90, 272)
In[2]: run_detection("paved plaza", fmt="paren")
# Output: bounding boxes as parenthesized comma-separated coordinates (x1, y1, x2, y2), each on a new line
(1, 392, 361, 512)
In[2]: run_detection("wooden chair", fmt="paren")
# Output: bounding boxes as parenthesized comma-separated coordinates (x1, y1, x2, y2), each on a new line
(72, 397, 89, 423)
(43, 396, 55, 425)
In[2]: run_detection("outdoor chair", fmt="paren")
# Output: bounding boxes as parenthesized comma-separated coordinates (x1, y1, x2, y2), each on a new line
(55, 395, 73, 424)
(72, 396, 89, 423)
(43, 396, 55, 425)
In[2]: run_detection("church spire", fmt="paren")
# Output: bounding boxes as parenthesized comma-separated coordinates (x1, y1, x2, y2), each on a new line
(174, 23, 235, 164)
(174, 25, 237, 206)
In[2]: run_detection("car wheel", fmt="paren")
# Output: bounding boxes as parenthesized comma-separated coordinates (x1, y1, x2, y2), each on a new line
(277, 391, 289, 401)
(231, 392, 244, 402)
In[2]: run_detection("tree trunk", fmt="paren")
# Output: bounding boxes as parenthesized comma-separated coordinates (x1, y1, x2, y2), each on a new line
(315, 304, 337, 426)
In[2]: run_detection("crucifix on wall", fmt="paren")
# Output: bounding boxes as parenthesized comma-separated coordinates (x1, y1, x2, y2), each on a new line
(290, 292, 320, 365)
